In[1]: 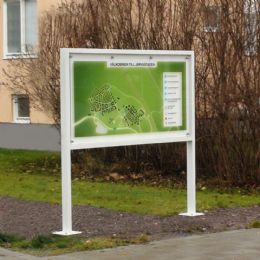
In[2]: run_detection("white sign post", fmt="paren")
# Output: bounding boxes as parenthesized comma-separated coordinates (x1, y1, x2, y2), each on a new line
(54, 49, 203, 236)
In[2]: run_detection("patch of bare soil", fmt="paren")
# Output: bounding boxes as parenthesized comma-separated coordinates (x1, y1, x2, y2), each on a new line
(0, 197, 259, 240)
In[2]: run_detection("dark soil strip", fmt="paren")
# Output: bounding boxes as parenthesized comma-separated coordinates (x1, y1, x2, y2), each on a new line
(0, 197, 259, 239)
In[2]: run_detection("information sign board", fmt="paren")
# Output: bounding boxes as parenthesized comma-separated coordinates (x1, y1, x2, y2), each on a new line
(53, 49, 203, 236)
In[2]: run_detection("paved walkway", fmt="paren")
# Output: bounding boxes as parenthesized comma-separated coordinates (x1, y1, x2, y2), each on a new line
(0, 229, 259, 260)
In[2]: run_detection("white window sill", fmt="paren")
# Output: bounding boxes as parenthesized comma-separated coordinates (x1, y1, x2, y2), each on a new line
(244, 50, 257, 56)
(13, 118, 31, 124)
(204, 27, 219, 33)
(3, 53, 37, 60)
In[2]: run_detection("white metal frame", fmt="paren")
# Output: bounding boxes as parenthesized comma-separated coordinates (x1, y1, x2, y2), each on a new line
(54, 48, 203, 236)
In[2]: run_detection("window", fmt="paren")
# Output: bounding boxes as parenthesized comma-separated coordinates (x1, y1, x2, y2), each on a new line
(12, 95, 30, 123)
(4, 0, 37, 57)
(203, 6, 221, 32)
(245, 12, 257, 54)
(244, 0, 259, 55)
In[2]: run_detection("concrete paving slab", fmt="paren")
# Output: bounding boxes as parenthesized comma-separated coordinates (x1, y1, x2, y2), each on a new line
(48, 229, 260, 260)
(0, 247, 37, 260)
(1, 229, 259, 260)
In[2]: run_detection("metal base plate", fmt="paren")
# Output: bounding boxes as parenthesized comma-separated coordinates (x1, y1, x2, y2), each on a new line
(179, 212, 204, 217)
(53, 231, 82, 236)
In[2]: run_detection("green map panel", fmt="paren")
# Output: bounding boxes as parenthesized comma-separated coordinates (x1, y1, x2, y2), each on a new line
(73, 61, 186, 137)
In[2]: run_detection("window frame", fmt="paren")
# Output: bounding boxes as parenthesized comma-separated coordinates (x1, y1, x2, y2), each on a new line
(12, 95, 31, 124)
(203, 5, 221, 33)
(244, 0, 259, 56)
(3, 0, 37, 59)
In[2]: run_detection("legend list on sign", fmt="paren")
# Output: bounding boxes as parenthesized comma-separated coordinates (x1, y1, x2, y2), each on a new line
(163, 72, 182, 127)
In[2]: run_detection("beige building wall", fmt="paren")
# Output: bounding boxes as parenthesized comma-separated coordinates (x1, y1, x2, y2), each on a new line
(0, 0, 59, 124)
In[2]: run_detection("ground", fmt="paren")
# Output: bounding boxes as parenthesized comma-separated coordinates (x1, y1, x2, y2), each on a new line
(1, 229, 260, 259)
(0, 197, 259, 240)
(0, 149, 259, 255)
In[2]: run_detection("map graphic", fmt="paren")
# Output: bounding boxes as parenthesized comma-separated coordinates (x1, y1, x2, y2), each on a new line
(73, 61, 186, 138)
(123, 105, 144, 127)
(89, 85, 117, 115)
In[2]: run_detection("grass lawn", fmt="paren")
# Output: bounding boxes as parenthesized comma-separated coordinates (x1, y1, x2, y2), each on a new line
(0, 149, 259, 216)
(0, 233, 149, 256)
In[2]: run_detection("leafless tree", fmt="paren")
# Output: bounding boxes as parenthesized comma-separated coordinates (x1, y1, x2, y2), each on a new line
(3, 0, 259, 186)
